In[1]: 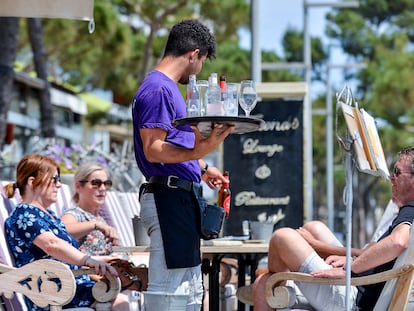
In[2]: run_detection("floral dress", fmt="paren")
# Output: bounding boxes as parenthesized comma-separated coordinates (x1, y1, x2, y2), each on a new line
(5, 203, 95, 310)
(63, 206, 113, 255)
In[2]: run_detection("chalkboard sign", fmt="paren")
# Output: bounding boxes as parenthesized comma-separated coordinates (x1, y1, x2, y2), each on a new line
(223, 99, 304, 236)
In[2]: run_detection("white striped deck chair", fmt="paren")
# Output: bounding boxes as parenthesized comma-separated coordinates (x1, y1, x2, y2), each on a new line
(102, 191, 136, 246)
(50, 183, 74, 217)
(0, 184, 28, 311)
(117, 192, 141, 246)
(118, 192, 141, 218)
(371, 200, 399, 243)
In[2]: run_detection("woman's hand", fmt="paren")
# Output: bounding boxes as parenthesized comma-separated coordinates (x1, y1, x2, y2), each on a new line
(85, 256, 118, 277)
(96, 221, 119, 243)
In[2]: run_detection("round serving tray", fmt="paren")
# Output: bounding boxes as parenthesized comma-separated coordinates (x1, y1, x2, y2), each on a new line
(172, 116, 264, 135)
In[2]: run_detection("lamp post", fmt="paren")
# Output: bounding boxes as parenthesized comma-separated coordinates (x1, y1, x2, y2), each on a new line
(303, 0, 359, 222)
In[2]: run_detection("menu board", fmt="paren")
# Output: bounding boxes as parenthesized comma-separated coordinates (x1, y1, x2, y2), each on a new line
(223, 99, 304, 236)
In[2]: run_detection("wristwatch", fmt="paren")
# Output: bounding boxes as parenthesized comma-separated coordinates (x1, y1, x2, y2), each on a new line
(201, 163, 209, 175)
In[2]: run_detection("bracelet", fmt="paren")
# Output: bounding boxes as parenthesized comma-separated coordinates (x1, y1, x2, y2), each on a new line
(201, 163, 209, 175)
(83, 255, 91, 266)
(94, 222, 99, 230)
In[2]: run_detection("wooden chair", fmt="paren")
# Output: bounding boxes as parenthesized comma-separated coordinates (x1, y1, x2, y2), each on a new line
(265, 221, 414, 311)
(0, 259, 76, 311)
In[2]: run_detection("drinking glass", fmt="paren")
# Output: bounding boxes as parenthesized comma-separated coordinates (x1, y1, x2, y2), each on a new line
(197, 80, 209, 116)
(238, 80, 257, 117)
(224, 83, 239, 116)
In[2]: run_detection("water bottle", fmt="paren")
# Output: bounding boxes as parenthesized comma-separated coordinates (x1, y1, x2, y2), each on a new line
(186, 74, 200, 117)
(205, 73, 222, 116)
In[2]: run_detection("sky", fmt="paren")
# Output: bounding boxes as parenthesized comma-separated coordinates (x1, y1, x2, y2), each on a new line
(241, 0, 356, 94)
(240, 0, 330, 55)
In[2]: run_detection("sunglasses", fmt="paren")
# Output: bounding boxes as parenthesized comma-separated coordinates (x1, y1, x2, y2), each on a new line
(80, 178, 113, 189)
(51, 174, 62, 185)
(393, 166, 414, 177)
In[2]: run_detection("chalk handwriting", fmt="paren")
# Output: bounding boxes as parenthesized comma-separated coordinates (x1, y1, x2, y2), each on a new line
(235, 191, 290, 206)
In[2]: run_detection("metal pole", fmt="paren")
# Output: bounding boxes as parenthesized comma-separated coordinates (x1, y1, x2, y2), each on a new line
(251, 0, 261, 82)
(344, 148, 353, 311)
(326, 64, 334, 230)
(326, 62, 366, 231)
(303, 0, 313, 221)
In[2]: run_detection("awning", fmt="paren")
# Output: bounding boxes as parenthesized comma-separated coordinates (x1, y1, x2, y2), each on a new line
(0, 0, 94, 20)
(51, 88, 88, 115)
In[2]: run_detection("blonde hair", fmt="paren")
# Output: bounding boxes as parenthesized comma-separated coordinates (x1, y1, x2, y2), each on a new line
(72, 162, 109, 203)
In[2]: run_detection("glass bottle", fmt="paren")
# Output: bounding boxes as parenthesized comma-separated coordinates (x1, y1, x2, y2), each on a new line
(217, 171, 231, 217)
(205, 73, 222, 116)
(186, 74, 200, 117)
(219, 75, 228, 102)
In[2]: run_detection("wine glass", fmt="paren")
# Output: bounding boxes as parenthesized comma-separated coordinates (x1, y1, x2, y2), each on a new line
(238, 80, 257, 117)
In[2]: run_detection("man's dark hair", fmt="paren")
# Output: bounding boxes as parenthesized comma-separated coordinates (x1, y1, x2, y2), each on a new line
(399, 146, 414, 171)
(163, 19, 216, 60)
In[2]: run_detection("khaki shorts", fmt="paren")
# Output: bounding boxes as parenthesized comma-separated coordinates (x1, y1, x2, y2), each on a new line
(290, 252, 358, 311)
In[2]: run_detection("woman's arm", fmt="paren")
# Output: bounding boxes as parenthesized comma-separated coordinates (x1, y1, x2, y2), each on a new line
(61, 214, 119, 241)
(33, 231, 117, 276)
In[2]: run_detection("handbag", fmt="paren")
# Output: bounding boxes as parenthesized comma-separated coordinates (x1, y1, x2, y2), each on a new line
(109, 259, 148, 291)
(192, 182, 225, 240)
(200, 203, 225, 240)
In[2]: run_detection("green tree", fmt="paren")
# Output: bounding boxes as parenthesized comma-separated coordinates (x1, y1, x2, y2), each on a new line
(323, 1, 414, 246)
(27, 18, 55, 137)
(0, 17, 19, 151)
(16, 0, 252, 105)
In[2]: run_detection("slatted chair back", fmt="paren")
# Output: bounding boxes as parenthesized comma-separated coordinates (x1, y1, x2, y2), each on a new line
(102, 191, 139, 246)
(0, 183, 28, 311)
(49, 183, 74, 217)
(371, 200, 399, 243)
(373, 219, 414, 311)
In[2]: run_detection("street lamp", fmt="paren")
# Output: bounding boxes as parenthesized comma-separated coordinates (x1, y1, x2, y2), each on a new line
(303, 0, 359, 222)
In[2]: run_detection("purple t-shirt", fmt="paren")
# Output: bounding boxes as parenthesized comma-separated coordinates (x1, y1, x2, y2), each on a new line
(132, 70, 201, 182)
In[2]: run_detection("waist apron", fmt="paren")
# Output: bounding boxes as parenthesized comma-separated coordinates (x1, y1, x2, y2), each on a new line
(152, 185, 201, 269)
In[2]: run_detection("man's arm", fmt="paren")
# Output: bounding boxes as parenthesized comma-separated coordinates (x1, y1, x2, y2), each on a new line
(352, 223, 410, 273)
(311, 223, 411, 279)
(140, 125, 233, 163)
(297, 227, 363, 259)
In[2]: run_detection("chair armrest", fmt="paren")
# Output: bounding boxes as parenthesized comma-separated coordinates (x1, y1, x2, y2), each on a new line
(72, 268, 121, 303)
(0, 259, 76, 309)
(265, 264, 414, 308)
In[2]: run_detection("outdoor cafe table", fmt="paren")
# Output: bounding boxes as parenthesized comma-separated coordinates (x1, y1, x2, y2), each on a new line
(114, 241, 269, 311)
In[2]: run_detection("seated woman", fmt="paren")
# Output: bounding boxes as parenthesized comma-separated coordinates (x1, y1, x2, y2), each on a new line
(3, 154, 127, 311)
(61, 162, 119, 256)
(61, 163, 147, 293)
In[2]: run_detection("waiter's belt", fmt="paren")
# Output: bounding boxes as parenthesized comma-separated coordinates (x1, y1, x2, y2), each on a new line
(139, 176, 202, 198)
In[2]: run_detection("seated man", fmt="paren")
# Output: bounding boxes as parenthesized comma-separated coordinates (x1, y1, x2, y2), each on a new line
(246, 146, 414, 311)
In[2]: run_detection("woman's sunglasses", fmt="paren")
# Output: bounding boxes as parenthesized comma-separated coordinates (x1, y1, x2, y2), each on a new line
(51, 174, 62, 185)
(80, 178, 113, 189)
